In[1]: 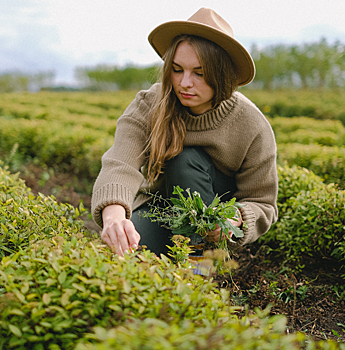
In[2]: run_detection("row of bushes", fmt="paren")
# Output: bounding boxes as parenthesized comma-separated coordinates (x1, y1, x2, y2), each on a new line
(1, 165, 344, 349)
(1, 91, 345, 189)
(277, 143, 345, 188)
(0, 118, 113, 184)
(0, 91, 136, 121)
(269, 117, 345, 147)
(2, 117, 345, 191)
(260, 165, 345, 272)
(242, 89, 345, 123)
(2, 161, 344, 280)
(0, 165, 88, 258)
(1, 89, 344, 123)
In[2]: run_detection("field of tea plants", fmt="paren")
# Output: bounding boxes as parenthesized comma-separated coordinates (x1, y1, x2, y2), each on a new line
(1, 88, 345, 348)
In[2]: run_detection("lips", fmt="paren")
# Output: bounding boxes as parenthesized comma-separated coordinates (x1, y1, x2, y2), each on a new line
(180, 92, 196, 99)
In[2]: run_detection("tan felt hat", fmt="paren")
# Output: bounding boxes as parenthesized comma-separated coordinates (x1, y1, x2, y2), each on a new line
(148, 7, 255, 86)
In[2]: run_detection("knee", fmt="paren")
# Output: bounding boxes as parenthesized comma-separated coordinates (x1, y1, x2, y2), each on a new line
(165, 147, 203, 178)
(166, 147, 197, 171)
(164, 147, 214, 184)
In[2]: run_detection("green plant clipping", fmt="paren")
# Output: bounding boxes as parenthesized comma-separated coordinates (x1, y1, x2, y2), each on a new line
(142, 186, 245, 248)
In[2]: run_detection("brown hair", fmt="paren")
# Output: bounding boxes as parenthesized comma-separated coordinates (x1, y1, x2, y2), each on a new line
(146, 35, 239, 184)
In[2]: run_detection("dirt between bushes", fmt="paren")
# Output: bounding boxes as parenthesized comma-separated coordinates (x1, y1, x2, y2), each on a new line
(225, 243, 345, 342)
(20, 166, 345, 343)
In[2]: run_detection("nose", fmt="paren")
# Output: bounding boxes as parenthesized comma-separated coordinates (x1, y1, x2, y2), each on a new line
(180, 72, 193, 88)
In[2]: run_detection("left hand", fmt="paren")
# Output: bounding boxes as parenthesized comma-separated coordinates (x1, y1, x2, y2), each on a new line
(206, 214, 242, 243)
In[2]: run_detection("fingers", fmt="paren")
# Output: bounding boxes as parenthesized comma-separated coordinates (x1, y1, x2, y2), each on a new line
(206, 225, 221, 242)
(206, 223, 233, 242)
(101, 219, 140, 256)
(123, 220, 140, 249)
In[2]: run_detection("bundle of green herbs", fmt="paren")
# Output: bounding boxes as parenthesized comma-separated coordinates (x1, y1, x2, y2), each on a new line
(141, 186, 246, 251)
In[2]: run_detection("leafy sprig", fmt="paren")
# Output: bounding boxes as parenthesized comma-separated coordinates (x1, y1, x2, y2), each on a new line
(142, 186, 246, 247)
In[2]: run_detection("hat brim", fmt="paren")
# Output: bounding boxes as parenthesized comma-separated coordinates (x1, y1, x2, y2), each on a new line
(148, 21, 255, 86)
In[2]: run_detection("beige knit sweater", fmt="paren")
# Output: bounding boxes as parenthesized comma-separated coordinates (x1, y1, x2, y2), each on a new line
(91, 83, 278, 245)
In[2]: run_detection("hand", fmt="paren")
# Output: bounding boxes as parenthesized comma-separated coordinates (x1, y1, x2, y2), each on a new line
(206, 213, 242, 243)
(101, 205, 140, 256)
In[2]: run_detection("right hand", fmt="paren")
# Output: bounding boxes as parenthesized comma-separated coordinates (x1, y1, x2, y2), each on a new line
(101, 204, 140, 256)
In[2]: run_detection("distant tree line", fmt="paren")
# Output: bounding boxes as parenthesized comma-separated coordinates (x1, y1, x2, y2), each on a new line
(74, 64, 159, 91)
(75, 39, 345, 91)
(0, 71, 55, 93)
(0, 39, 344, 92)
(251, 38, 345, 89)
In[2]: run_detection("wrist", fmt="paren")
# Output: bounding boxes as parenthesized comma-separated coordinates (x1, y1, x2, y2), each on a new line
(102, 204, 126, 223)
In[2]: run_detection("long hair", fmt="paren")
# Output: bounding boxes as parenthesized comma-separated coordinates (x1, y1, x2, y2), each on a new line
(146, 35, 239, 184)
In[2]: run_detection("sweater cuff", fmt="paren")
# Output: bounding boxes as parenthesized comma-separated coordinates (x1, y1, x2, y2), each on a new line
(236, 204, 256, 245)
(91, 183, 133, 227)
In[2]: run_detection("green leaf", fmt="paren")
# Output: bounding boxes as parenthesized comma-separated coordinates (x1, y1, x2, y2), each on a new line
(9, 324, 22, 337)
(195, 196, 204, 213)
(209, 196, 220, 208)
(170, 198, 183, 207)
(58, 271, 67, 284)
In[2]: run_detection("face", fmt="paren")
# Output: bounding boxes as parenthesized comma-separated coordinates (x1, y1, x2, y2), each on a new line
(171, 41, 214, 115)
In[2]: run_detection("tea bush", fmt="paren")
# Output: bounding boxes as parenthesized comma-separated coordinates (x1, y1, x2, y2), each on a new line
(269, 116, 345, 147)
(0, 236, 242, 349)
(2, 91, 345, 194)
(261, 165, 345, 269)
(0, 91, 132, 176)
(1, 165, 344, 349)
(76, 316, 340, 350)
(0, 117, 112, 178)
(242, 89, 345, 121)
(2, 239, 343, 350)
(0, 165, 88, 258)
(278, 143, 345, 188)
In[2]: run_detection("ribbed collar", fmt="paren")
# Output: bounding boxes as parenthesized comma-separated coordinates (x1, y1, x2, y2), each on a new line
(183, 93, 238, 131)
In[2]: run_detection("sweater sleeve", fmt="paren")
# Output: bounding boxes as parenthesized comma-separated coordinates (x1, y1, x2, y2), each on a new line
(233, 121, 278, 245)
(91, 85, 157, 227)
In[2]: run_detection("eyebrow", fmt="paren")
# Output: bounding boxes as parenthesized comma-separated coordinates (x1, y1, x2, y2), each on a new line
(172, 61, 202, 70)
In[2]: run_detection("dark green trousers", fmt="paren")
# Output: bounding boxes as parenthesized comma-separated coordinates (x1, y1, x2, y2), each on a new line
(132, 147, 237, 256)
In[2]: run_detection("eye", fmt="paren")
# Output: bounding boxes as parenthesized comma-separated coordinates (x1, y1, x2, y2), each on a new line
(195, 72, 203, 77)
(172, 67, 183, 73)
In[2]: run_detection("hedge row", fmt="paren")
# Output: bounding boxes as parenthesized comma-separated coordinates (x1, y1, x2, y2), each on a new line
(0, 118, 112, 181)
(2, 89, 344, 123)
(2, 115, 345, 190)
(0, 91, 136, 121)
(3, 238, 338, 350)
(242, 89, 345, 122)
(1, 91, 345, 192)
(277, 143, 345, 188)
(1, 161, 345, 280)
(0, 164, 88, 258)
(261, 165, 345, 273)
(1, 165, 344, 349)
(269, 116, 345, 147)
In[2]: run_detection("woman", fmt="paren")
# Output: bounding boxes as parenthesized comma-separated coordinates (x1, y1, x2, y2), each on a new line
(91, 8, 278, 256)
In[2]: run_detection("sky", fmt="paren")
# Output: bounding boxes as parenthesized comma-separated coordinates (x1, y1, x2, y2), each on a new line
(1, 0, 345, 85)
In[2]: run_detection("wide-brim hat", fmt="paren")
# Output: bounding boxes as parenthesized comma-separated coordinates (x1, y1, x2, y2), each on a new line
(148, 7, 255, 86)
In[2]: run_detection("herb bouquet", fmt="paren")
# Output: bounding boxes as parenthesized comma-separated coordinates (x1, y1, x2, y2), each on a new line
(141, 186, 246, 251)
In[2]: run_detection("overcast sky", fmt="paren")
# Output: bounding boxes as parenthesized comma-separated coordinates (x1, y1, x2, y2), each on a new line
(1, 0, 345, 85)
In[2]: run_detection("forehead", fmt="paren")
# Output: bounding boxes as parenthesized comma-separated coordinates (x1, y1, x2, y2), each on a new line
(173, 41, 201, 67)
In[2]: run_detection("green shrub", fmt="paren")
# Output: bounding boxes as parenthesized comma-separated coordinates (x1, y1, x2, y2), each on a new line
(0, 165, 87, 258)
(0, 118, 112, 178)
(0, 239, 234, 350)
(76, 316, 336, 350)
(0, 166, 344, 349)
(262, 165, 345, 270)
(277, 143, 345, 188)
(242, 89, 345, 121)
(1, 236, 342, 350)
(268, 117, 345, 147)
